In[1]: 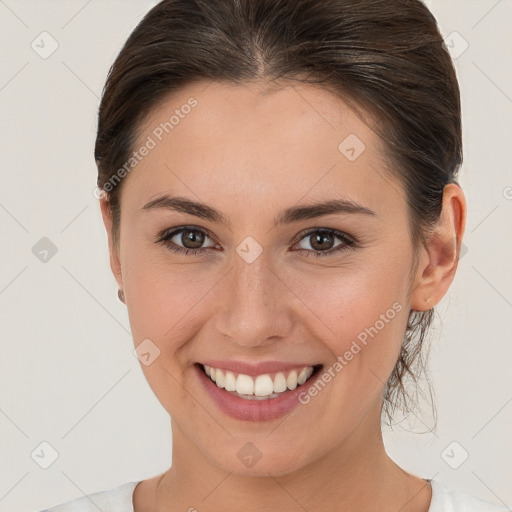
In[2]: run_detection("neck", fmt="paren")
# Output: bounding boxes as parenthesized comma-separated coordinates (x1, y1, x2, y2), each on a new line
(154, 403, 430, 512)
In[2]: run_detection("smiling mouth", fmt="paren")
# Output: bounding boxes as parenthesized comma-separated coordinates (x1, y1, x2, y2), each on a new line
(196, 362, 323, 400)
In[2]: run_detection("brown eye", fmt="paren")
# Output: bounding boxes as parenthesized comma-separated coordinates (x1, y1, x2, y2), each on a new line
(156, 226, 216, 255)
(295, 229, 356, 258)
(308, 232, 336, 251)
(179, 228, 206, 249)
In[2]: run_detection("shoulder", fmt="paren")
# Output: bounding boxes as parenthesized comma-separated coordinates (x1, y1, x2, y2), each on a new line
(429, 479, 511, 512)
(37, 481, 141, 512)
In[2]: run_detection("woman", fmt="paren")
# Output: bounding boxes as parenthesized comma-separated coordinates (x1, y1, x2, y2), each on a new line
(39, 0, 509, 510)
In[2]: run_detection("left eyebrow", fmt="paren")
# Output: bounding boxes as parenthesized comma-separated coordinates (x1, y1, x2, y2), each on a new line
(141, 194, 376, 229)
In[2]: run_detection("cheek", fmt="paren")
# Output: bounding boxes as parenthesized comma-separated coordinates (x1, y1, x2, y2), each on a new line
(291, 258, 410, 396)
(122, 254, 215, 410)
(292, 257, 409, 345)
(121, 235, 228, 367)
(126, 262, 213, 344)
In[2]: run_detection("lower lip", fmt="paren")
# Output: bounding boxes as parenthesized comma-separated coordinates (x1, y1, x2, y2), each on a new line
(194, 363, 322, 422)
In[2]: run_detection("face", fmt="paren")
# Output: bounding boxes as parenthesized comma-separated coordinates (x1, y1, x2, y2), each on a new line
(102, 80, 428, 476)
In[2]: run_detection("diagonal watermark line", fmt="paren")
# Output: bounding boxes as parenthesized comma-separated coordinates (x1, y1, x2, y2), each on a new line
(0, 472, 30, 503)
(60, 204, 89, 233)
(61, 369, 132, 439)
(61, 265, 131, 334)
(60, 471, 106, 512)
(470, 204, 499, 233)
(264, 352, 340, 439)
(199, 471, 234, 504)
(0, 265, 28, 295)
(472, 60, 512, 103)
(0, 202, 29, 232)
(61, 0, 94, 29)
(0, 408, 29, 439)
(471, 265, 512, 309)
(369, 367, 438, 437)
(471, 396, 512, 439)
(291, 84, 337, 130)
(267, 473, 309, 512)
(366, 158, 413, 215)
(265, 162, 337, 236)
(0, 0, 29, 28)
(368, 367, 385, 384)
(266, 306, 406, 439)
(263, 404, 297, 439)
(160, 365, 235, 438)
(292, 76, 435, 206)
(265, 264, 336, 335)
(397, 473, 439, 512)
(471, 0, 502, 30)
(471, 470, 510, 508)
(0, 62, 29, 92)
(409, 409, 438, 438)
(61, 61, 100, 99)
(164, 266, 234, 337)
(164, 163, 232, 236)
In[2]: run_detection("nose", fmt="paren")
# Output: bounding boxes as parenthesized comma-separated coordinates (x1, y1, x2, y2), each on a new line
(213, 250, 294, 348)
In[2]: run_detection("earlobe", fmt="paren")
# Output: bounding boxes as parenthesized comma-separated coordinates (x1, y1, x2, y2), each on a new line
(99, 197, 123, 290)
(410, 183, 467, 311)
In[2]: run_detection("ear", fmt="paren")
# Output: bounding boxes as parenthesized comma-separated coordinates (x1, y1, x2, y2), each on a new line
(99, 197, 123, 291)
(410, 183, 467, 311)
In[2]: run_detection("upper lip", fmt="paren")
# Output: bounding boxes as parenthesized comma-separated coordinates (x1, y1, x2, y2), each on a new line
(199, 360, 321, 376)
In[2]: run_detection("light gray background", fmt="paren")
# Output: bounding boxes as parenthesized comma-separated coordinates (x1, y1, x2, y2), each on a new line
(0, 1, 511, 511)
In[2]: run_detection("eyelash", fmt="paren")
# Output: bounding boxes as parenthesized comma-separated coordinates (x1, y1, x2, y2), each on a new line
(155, 226, 358, 258)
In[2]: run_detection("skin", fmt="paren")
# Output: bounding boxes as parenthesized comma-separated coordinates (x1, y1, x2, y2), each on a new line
(99, 80, 466, 512)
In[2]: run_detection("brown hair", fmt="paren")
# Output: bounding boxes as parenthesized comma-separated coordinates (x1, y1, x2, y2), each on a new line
(95, 0, 462, 425)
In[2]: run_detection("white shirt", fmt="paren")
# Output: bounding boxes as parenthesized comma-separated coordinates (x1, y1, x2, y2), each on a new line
(39, 479, 511, 512)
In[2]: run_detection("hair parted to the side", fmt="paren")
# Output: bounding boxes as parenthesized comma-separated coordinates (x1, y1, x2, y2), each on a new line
(95, 0, 462, 426)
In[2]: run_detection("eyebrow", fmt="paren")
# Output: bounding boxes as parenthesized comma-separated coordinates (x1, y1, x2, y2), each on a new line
(141, 194, 376, 227)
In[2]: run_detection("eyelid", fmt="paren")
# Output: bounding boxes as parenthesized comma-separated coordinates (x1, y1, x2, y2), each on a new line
(156, 225, 219, 247)
(157, 225, 355, 243)
(156, 225, 358, 256)
(291, 226, 356, 245)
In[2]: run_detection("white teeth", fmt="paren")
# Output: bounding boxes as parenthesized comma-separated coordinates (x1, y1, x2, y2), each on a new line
(273, 372, 287, 393)
(254, 375, 274, 396)
(286, 370, 298, 390)
(215, 368, 225, 388)
(224, 371, 237, 391)
(298, 366, 314, 385)
(236, 374, 254, 395)
(202, 364, 317, 398)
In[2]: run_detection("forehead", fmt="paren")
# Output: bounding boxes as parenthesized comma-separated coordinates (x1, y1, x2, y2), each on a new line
(125, 80, 405, 219)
